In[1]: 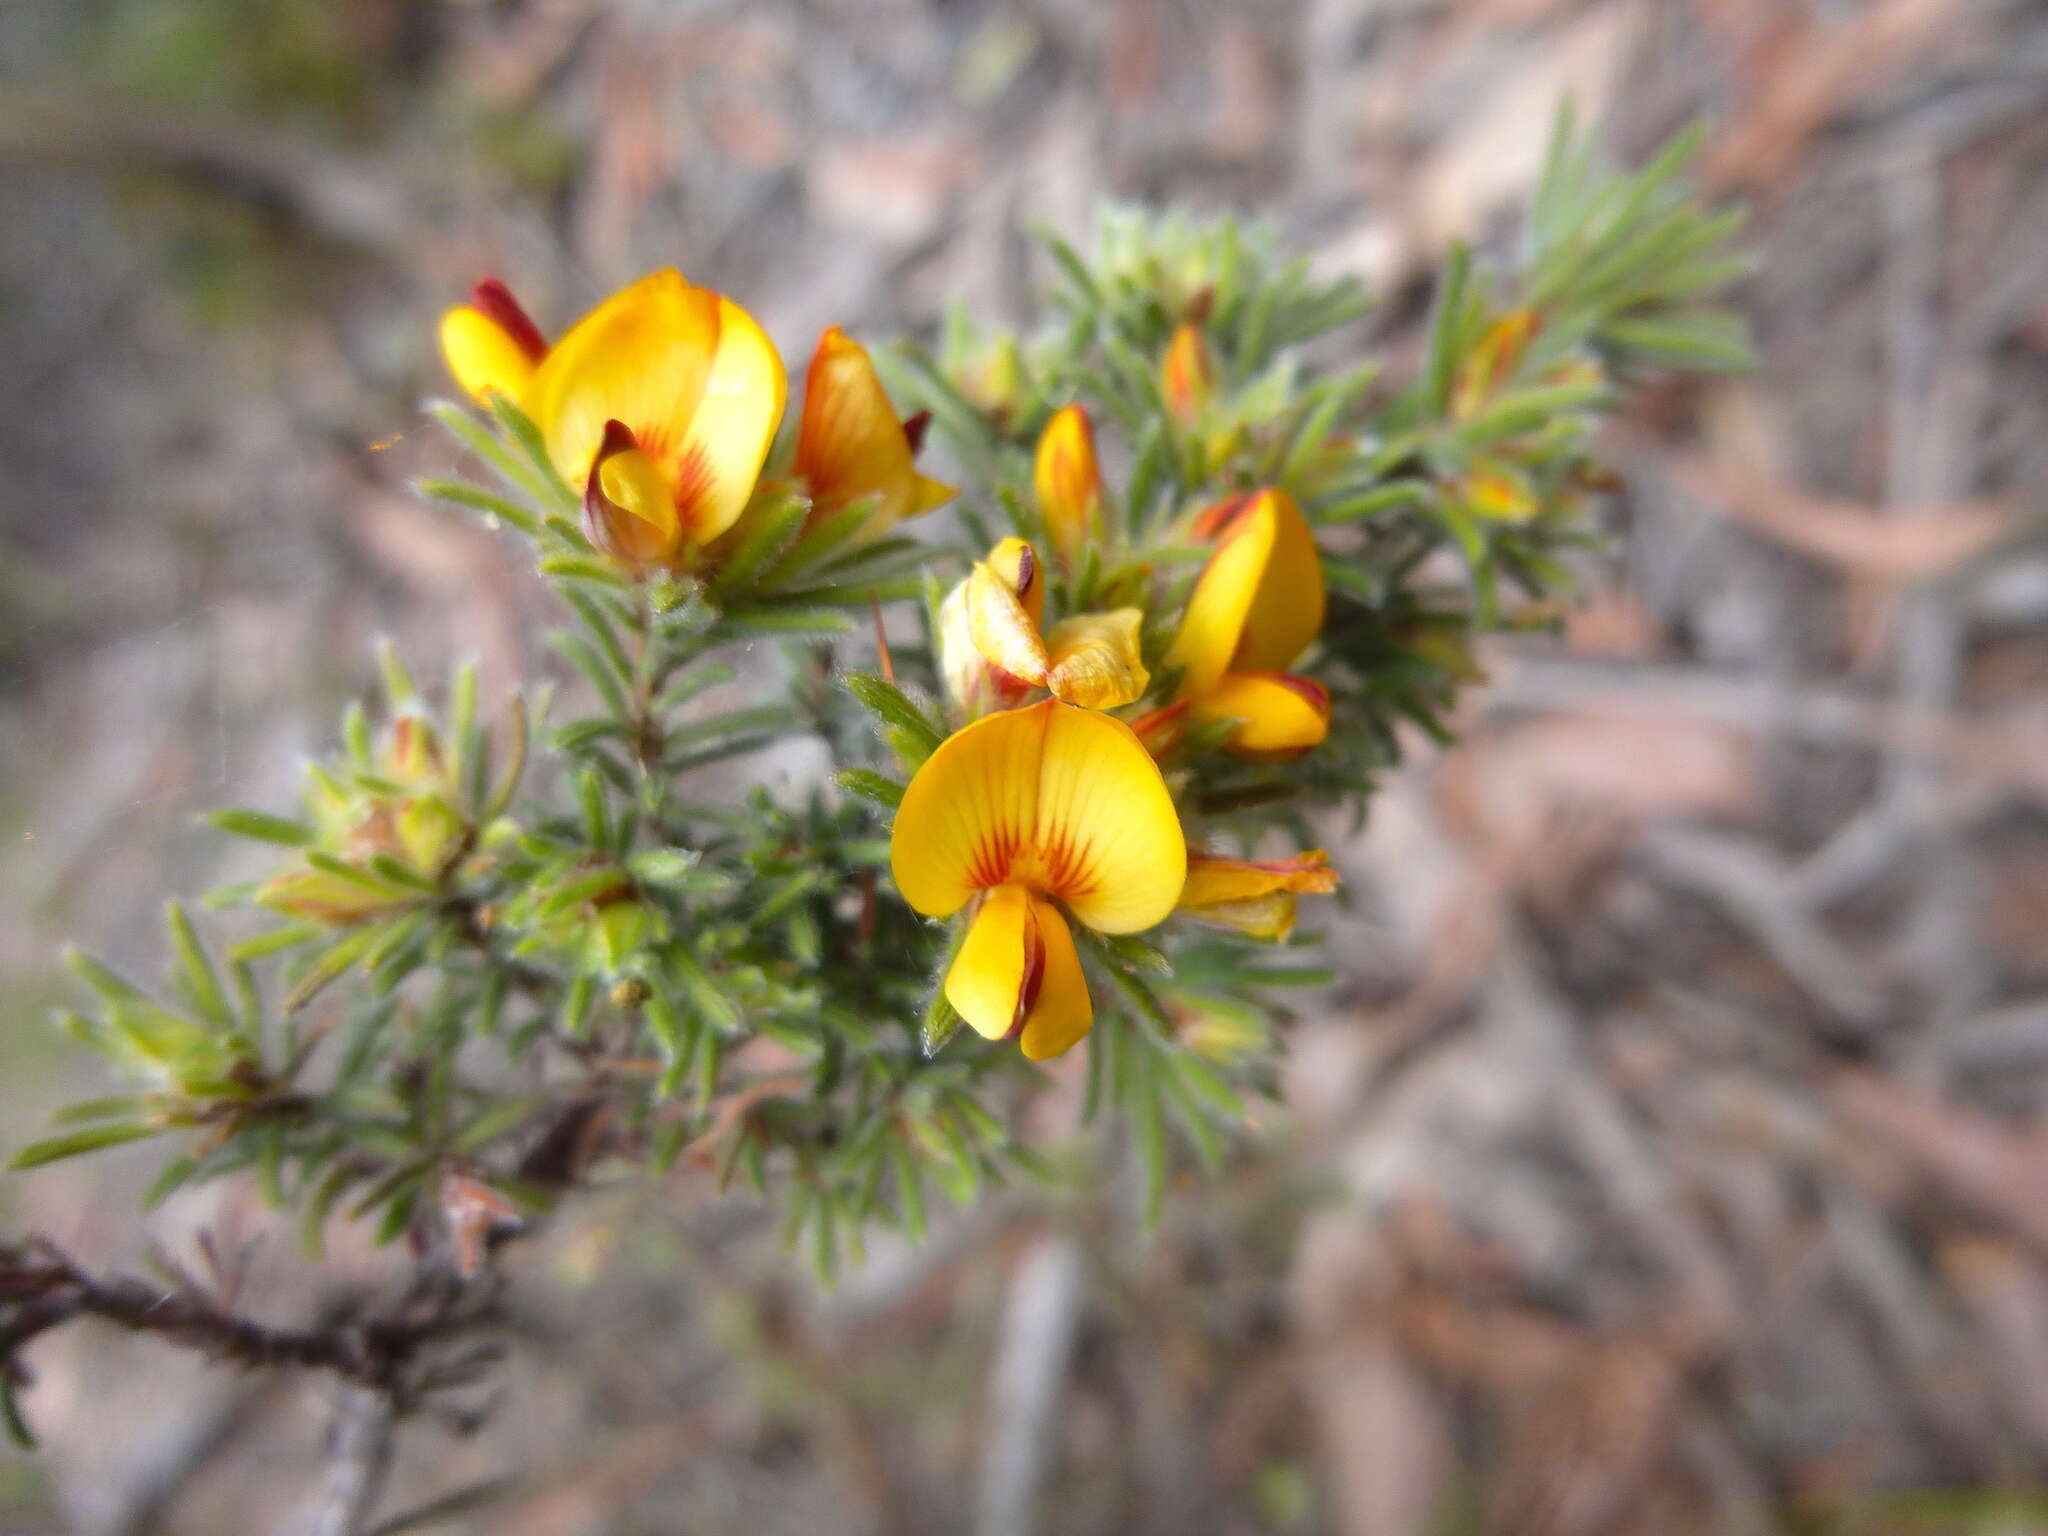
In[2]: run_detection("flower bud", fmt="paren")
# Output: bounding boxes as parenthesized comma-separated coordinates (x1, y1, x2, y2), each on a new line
(1160, 324, 1216, 428)
(1176, 849, 1338, 940)
(1033, 404, 1103, 570)
(439, 278, 548, 405)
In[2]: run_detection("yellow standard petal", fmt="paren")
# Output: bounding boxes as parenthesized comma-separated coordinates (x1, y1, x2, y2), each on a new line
(891, 699, 1186, 934)
(529, 271, 786, 546)
(673, 294, 789, 543)
(1033, 404, 1102, 570)
(1044, 609, 1149, 710)
(1165, 489, 1324, 698)
(1187, 671, 1331, 761)
(438, 278, 548, 406)
(946, 883, 1035, 1040)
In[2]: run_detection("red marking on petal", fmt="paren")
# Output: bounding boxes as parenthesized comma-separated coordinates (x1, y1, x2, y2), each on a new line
(1006, 910, 1046, 1040)
(469, 278, 547, 362)
(901, 408, 932, 455)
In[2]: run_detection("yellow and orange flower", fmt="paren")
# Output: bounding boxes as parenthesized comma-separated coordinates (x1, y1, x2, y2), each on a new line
(439, 278, 550, 406)
(794, 327, 956, 539)
(1033, 404, 1103, 570)
(939, 538, 1150, 715)
(1162, 489, 1330, 760)
(1176, 849, 1337, 940)
(1160, 323, 1216, 428)
(524, 269, 787, 567)
(890, 700, 1187, 1059)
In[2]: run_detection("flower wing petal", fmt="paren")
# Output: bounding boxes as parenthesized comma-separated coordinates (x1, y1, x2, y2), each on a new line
(1045, 609, 1150, 709)
(945, 885, 1034, 1040)
(1017, 897, 1092, 1060)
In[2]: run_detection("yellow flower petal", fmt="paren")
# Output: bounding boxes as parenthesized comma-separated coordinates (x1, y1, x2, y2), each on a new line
(439, 278, 547, 405)
(967, 541, 1050, 689)
(440, 307, 539, 407)
(529, 271, 786, 546)
(1017, 896, 1091, 1061)
(1044, 608, 1149, 709)
(891, 699, 1186, 934)
(913, 473, 960, 514)
(674, 294, 788, 543)
(582, 422, 684, 565)
(1166, 489, 1324, 698)
(942, 888, 1095, 1059)
(531, 271, 717, 491)
(1033, 404, 1102, 570)
(946, 884, 1034, 1040)
(1187, 671, 1330, 761)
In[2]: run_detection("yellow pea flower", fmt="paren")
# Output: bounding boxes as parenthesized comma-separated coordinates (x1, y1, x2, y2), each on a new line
(795, 327, 957, 539)
(1033, 404, 1103, 570)
(1177, 849, 1337, 940)
(1163, 489, 1330, 760)
(891, 700, 1187, 1059)
(940, 539, 1150, 714)
(529, 270, 788, 565)
(439, 278, 549, 406)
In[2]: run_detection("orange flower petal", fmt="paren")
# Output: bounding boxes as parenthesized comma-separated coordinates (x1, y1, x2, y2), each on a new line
(796, 327, 952, 538)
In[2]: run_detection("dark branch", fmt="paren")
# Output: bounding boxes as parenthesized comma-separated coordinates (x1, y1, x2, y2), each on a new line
(0, 1237, 492, 1398)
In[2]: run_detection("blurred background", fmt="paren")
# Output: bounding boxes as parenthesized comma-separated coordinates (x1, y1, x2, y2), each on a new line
(3, 0, 2047, 1531)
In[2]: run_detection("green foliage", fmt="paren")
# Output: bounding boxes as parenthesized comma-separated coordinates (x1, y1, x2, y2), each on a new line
(15, 118, 1746, 1282)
